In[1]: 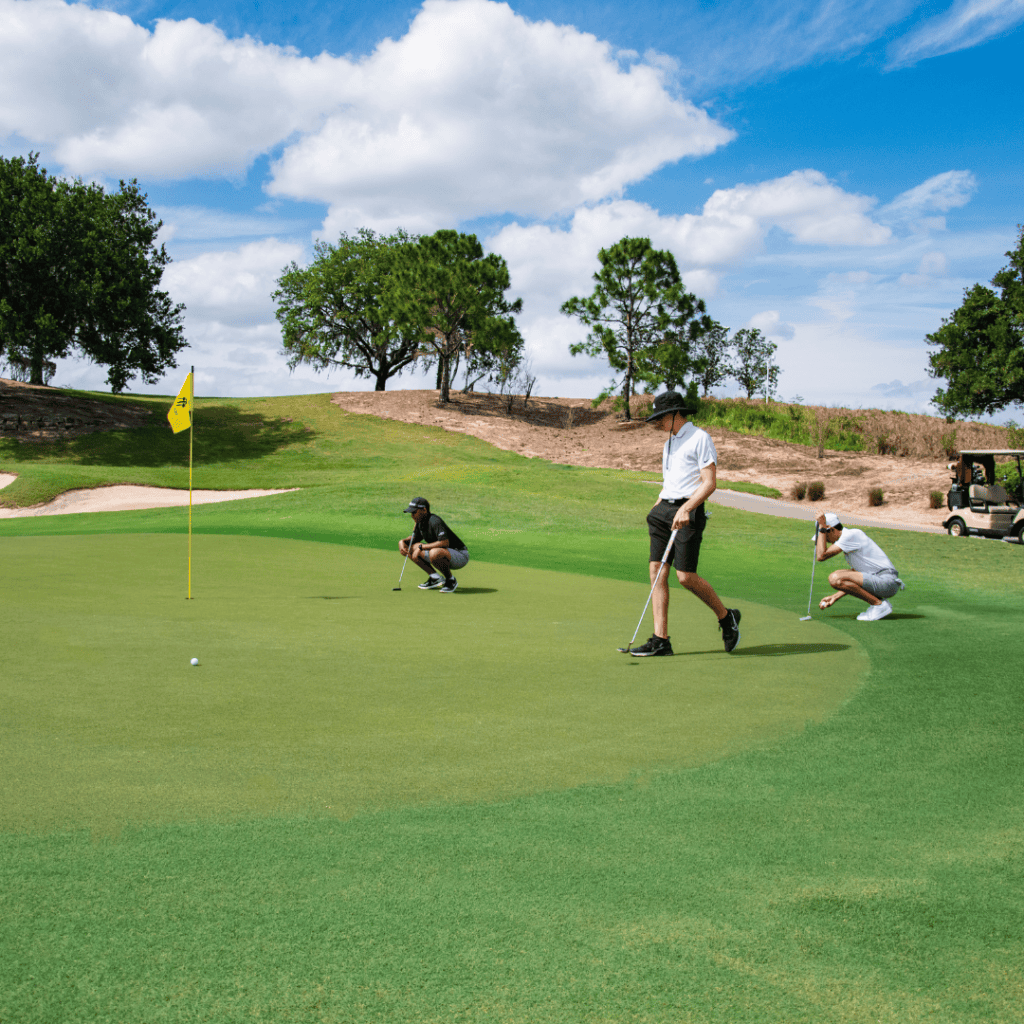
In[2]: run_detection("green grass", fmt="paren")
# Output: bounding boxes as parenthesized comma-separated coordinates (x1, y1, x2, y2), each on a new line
(694, 397, 866, 451)
(2, 534, 862, 836)
(1, 392, 1023, 1023)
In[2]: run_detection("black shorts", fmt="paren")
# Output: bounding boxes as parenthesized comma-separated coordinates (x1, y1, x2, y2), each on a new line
(647, 500, 707, 573)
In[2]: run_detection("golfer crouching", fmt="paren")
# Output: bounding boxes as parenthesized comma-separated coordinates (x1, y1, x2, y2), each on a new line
(630, 390, 741, 657)
(815, 512, 904, 621)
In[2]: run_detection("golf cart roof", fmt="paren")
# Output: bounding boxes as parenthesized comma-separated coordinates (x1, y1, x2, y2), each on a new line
(957, 450, 1024, 458)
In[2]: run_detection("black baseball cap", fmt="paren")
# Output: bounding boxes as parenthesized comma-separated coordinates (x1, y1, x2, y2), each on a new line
(403, 497, 429, 513)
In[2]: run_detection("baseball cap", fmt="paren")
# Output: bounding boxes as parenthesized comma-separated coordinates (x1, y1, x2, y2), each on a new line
(403, 497, 429, 513)
(822, 512, 841, 529)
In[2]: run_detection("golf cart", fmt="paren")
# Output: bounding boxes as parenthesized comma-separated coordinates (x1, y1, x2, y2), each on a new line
(943, 449, 1024, 541)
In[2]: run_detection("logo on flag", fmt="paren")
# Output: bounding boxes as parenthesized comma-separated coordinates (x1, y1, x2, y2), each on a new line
(167, 373, 193, 434)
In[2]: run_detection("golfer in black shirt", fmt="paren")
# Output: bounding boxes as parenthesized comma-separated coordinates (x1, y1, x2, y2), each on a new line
(400, 497, 470, 593)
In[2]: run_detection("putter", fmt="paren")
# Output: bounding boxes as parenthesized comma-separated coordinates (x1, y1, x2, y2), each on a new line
(618, 528, 679, 653)
(800, 524, 819, 619)
(393, 545, 412, 591)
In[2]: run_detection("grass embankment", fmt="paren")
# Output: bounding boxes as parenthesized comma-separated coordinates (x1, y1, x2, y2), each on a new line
(0, 390, 778, 508)
(1, 397, 1023, 1023)
(691, 397, 1011, 459)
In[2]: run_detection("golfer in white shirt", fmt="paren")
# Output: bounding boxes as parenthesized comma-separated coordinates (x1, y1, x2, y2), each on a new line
(629, 390, 741, 657)
(815, 511, 905, 621)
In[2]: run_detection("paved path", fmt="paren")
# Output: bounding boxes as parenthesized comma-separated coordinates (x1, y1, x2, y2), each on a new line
(710, 488, 946, 534)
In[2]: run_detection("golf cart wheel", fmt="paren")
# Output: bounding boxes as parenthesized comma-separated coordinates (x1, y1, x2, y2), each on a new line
(947, 518, 967, 537)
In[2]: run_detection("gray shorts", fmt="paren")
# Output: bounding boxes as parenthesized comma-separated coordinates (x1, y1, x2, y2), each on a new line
(861, 569, 903, 599)
(447, 548, 470, 570)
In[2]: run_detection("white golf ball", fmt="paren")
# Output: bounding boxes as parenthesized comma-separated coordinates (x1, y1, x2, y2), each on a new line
(190, 657, 199, 666)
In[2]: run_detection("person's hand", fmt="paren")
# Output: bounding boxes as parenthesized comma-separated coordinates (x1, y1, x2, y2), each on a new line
(672, 508, 694, 530)
(816, 513, 827, 530)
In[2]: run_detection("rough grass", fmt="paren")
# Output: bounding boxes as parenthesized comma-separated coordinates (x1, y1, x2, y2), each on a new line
(1, 393, 1023, 1023)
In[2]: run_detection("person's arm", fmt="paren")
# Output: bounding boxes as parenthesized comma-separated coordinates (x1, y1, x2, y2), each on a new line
(815, 515, 843, 561)
(673, 463, 716, 528)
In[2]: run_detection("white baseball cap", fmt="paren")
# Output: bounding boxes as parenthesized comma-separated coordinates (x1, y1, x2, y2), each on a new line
(822, 512, 841, 529)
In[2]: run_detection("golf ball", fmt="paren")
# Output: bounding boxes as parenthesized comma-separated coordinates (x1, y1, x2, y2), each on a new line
(190, 657, 199, 666)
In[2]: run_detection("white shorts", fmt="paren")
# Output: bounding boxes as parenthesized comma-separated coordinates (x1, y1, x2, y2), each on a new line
(861, 569, 903, 599)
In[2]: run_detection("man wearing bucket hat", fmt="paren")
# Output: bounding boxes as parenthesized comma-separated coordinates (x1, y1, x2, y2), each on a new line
(630, 390, 741, 656)
(814, 511, 904, 621)
(399, 497, 469, 593)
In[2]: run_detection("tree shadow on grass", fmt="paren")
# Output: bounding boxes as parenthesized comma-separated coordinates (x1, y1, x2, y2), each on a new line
(3, 406, 314, 467)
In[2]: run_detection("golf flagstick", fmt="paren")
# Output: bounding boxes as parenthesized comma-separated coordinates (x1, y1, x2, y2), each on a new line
(800, 524, 819, 620)
(618, 529, 679, 653)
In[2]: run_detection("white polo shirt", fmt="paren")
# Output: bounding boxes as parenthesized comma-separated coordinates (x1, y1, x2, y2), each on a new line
(835, 528, 897, 575)
(660, 420, 717, 500)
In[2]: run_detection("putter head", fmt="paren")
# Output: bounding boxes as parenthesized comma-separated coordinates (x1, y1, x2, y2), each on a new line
(799, 615, 811, 620)
(392, 587, 401, 591)
(616, 646, 631, 653)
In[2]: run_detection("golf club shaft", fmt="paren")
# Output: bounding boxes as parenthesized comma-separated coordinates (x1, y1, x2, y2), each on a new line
(627, 529, 679, 647)
(395, 544, 411, 588)
(805, 524, 819, 616)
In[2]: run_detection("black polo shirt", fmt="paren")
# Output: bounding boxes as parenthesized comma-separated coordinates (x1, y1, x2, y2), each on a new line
(413, 513, 467, 551)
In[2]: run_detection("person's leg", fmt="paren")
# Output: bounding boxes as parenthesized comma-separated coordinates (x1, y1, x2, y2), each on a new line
(429, 548, 452, 580)
(676, 570, 727, 619)
(412, 543, 436, 576)
(824, 569, 878, 606)
(650, 560, 671, 638)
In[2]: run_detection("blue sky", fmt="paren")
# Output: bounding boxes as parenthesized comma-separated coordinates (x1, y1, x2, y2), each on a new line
(2, 0, 1022, 412)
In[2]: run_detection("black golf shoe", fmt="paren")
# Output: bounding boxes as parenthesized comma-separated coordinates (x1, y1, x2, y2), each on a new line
(629, 634, 673, 657)
(418, 575, 444, 590)
(720, 608, 741, 652)
(439, 576, 458, 593)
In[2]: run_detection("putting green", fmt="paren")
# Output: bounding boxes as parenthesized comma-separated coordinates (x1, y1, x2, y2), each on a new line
(2, 534, 867, 833)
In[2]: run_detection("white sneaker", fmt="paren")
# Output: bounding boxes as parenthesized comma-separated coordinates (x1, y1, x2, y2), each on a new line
(857, 600, 892, 621)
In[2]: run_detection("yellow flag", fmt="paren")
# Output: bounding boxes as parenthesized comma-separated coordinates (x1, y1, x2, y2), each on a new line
(167, 373, 193, 434)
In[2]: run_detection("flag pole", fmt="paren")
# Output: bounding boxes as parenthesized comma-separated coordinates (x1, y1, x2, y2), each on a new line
(188, 365, 193, 600)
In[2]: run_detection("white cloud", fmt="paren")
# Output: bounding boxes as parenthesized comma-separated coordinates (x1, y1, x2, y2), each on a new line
(0, 0, 347, 178)
(887, 0, 1024, 69)
(880, 170, 977, 224)
(746, 310, 795, 339)
(0, 0, 733, 229)
(279, 0, 734, 232)
(491, 170, 890, 315)
(162, 238, 305, 326)
(156, 207, 312, 243)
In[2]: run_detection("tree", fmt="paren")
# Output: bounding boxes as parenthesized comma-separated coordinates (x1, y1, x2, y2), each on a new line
(688, 321, 732, 397)
(274, 229, 421, 391)
(0, 153, 186, 391)
(732, 328, 780, 400)
(927, 226, 1024, 416)
(391, 230, 523, 404)
(561, 237, 709, 420)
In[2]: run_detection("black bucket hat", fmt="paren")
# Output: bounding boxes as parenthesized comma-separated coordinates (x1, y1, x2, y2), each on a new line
(645, 391, 699, 421)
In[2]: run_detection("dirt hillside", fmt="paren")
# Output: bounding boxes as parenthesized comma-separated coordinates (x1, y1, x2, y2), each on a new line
(333, 389, 962, 531)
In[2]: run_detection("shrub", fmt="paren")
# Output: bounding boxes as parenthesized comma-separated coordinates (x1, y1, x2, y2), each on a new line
(929, 490, 945, 509)
(868, 487, 885, 507)
(941, 426, 958, 460)
(790, 481, 807, 501)
(1005, 420, 1024, 449)
(807, 480, 825, 501)
(874, 432, 894, 455)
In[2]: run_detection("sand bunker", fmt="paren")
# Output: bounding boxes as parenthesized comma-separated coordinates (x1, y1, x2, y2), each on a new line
(0, 476, 296, 518)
